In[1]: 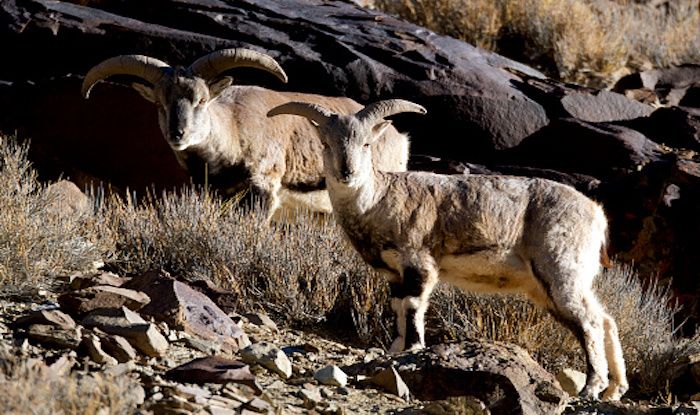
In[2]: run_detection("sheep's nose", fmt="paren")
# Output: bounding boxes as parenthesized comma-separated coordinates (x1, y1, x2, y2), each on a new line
(172, 129, 186, 141)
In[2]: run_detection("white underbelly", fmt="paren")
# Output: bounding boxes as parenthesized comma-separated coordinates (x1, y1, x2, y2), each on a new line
(437, 251, 537, 294)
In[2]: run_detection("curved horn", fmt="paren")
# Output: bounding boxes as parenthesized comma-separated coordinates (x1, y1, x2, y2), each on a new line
(267, 102, 334, 126)
(82, 55, 171, 98)
(187, 48, 288, 84)
(357, 99, 427, 125)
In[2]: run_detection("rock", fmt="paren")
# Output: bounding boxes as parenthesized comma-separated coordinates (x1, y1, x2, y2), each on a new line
(81, 307, 168, 357)
(314, 365, 348, 387)
(241, 342, 292, 379)
(43, 180, 89, 218)
(243, 313, 279, 332)
(614, 64, 700, 106)
(182, 336, 221, 355)
(123, 271, 249, 352)
(69, 272, 127, 290)
(556, 368, 586, 397)
(170, 384, 212, 403)
(244, 397, 272, 414)
(165, 356, 261, 393)
(58, 285, 150, 317)
(560, 91, 654, 123)
(99, 334, 137, 363)
(370, 366, 410, 400)
(81, 333, 118, 366)
(623, 106, 700, 152)
(14, 309, 76, 330)
(209, 406, 239, 415)
(47, 354, 76, 377)
(346, 340, 565, 415)
(420, 396, 490, 415)
(26, 324, 82, 349)
(299, 386, 323, 409)
(504, 117, 662, 179)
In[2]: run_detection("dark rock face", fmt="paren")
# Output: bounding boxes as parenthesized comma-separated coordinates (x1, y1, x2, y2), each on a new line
(614, 64, 700, 106)
(347, 340, 566, 415)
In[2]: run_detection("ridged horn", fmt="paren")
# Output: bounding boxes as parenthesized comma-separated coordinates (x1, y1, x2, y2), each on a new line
(357, 99, 427, 125)
(267, 102, 334, 126)
(187, 48, 288, 84)
(82, 55, 171, 98)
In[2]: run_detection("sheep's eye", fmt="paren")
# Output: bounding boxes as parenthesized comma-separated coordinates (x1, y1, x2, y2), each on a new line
(198, 97, 207, 106)
(363, 143, 370, 148)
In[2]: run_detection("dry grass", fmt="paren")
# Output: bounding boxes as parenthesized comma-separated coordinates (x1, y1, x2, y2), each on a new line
(0, 346, 141, 414)
(0, 137, 108, 295)
(97, 189, 392, 344)
(374, 0, 700, 88)
(0, 134, 696, 398)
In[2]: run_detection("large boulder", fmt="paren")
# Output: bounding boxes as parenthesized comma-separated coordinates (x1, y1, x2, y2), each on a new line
(347, 340, 566, 415)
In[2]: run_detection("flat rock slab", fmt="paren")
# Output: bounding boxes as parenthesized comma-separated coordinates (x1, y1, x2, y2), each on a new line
(14, 309, 76, 330)
(26, 324, 82, 349)
(346, 340, 566, 415)
(69, 272, 128, 290)
(81, 307, 168, 357)
(58, 285, 150, 317)
(124, 271, 249, 352)
(166, 356, 261, 394)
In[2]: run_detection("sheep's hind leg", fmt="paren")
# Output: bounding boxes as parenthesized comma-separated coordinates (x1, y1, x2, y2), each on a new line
(389, 257, 438, 353)
(547, 285, 611, 400)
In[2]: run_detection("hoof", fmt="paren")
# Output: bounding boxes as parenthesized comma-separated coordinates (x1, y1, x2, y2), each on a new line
(601, 382, 628, 401)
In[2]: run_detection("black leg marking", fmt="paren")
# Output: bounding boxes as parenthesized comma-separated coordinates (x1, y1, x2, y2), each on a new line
(389, 282, 406, 299)
(402, 266, 425, 298)
(404, 308, 420, 347)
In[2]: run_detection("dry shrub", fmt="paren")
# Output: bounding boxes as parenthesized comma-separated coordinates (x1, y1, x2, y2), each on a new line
(98, 189, 392, 343)
(0, 137, 107, 294)
(429, 265, 700, 397)
(374, 0, 700, 87)
(0, 347, 141, 414)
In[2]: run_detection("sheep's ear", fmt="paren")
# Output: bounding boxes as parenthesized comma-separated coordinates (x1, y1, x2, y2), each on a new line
(369, 120, 392, 143)
(131, 83, 156, 103)
(208, 76, 233, 101)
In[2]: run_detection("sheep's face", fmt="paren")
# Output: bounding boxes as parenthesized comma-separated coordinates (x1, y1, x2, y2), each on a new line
(319, 116, 392, 188)
(152, 75, 231, 151)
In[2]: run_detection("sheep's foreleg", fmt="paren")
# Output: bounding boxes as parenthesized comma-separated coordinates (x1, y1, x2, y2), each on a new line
(389, 257, 438, 353)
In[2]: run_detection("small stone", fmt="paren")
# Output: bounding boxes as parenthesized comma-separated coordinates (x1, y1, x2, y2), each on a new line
(14, 309, 77, 330)
(172, 384, 211, 401)
(183, 336, 221, 355)
(243, 313, 278, 332)
(47, 354, 75, 376)
(241, 342, 292, 379)
(27, 324, 82, 349)
(555, 368, 586, 397)
(99, 334, 137, 363)
(81, 333, 118, 366)
(82, 307, 168, 357)
(299, 387, 323, 409)
(370, 366, 410, 400)
(209, 406, 238, 415)
(314, 365, 348, 387)
(208, 395, 243, 410)
(244, 397, 271, 413)
(104, 361, 137, 377)
(70, 272, 126, 290)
